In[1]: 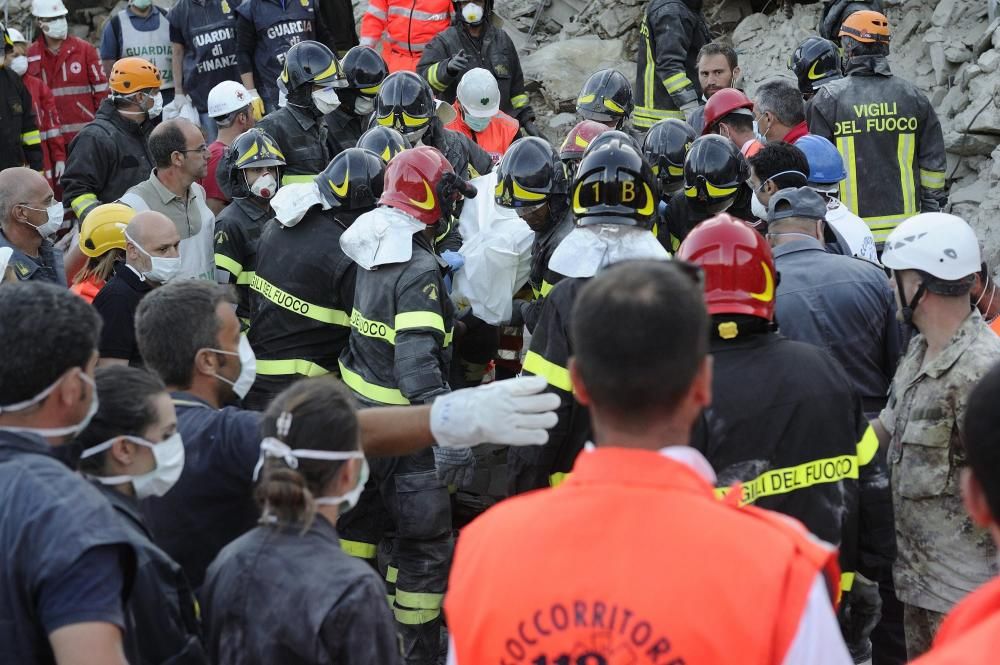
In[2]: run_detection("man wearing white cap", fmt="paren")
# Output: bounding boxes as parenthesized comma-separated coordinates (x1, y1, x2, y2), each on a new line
(201, 80, 256, 215)
(445, 68, 519, 164)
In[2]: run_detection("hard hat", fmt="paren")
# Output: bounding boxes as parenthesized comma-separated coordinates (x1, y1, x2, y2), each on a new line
(701, 88, 754, 136)
(457, 68, 501, 119)
(6, 26, 25, 45)
(316, 148, 385, 212)
(279, 41, 348, 92)
(31, 0, 67, 18)
(226, 128, 286, 199)
(78, 203, 134, 258)
(683, 135, 749, 215)
(357, 126, 410, 163)
(643, 118, 697, 195)
(572, 135, 657, 230)
(379, 146, 456, 225)
(342, 45, 388, 95)
(789, 36, 842, 96)
(676, 213, 777, 322)
(882, 213, 981, 282)
(109, 57, 162, 94)
(576, 69, 634, 125)
(374, 71, 436, 137)
(559, 120, 611, 162)
(839, 10, 891, 44)
(583, 129, 641, 157)
(207, 80, 252, 118)
(1, 24, 11, 52)
(495, 137, 564, 209)
(796, 134, 847, 186)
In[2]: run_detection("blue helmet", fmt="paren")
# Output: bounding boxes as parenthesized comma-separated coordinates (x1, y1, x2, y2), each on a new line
(796, 134, 847, 185)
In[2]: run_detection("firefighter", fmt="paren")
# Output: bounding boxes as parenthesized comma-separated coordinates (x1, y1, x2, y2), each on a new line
(445, 68, 520, 164)
(325, 45, 388, 150)
(661, 133, 752, 248)
(700, 87, 762, 157)
(494, 136, 571, 332)
(245, 147, 383, 411)
(358, 125, 411, 163)
(634, 0, 711, 130)
(557, 119, 610, 181)
(6, 27, 60, 186)
(336, 145, 475, 665)
(62, 56, 158, 222)
(576, 69, 634, 131)
(416, 0, 537, 135)
(374, 70, 492, 179)
(808, 10, 947, 248)
(360, 0, 452, 73)
(642, 117, 696, 249)
(254, 40, 348, 186)
(0, 25, 43, 174)
(790, 36, 843, 101)
(508, 135, 669, 495)
(214, 128, 285, 330)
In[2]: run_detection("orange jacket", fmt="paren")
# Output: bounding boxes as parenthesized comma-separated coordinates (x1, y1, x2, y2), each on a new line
(990, 317, 1000, 337)
(27, 36, 109, 143)
(21, 74, 66, 191)
(70, 275, 105, 303)
(446, 447, 839, 665)
(446, 102, 520, 165)
(912, 576, 1000, 664)
(360, 0, 452, 73)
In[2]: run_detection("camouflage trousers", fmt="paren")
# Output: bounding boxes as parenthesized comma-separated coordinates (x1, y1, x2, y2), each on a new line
(903, 604, 946, 660)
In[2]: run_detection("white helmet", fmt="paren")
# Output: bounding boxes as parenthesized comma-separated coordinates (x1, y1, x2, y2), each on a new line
(208, 80, 252, 118)
(31, 0, 68, 18)
(457, 68, 501, 118)
(6, 27, 26, 44)
(882, 212, 981, 281)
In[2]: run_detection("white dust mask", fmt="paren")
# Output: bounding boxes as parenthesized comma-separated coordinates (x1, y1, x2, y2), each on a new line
(0, 369, 99, 439)
(81, 432, 186, 499)
(312, 87, 341, 114)
(10, 56, 28, 76)
(125, 230, 181, 283)
(208, 335, 257, 399)
(22, 201, 64, 237)
(250, 172, 278, 199)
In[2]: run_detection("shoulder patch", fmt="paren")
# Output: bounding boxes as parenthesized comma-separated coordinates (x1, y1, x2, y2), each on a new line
(215, 230, 228, 246)
(422, 283, 438, 301)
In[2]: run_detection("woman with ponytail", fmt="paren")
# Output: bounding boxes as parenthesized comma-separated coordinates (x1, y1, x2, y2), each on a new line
(201, 375, 401, 664)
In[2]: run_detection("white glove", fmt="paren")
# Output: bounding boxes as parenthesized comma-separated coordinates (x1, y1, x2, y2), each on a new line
(430, 376, 560, 448)
(179, 102, 200, 125)
(162, 94, 186, 121)
(54, 161, 65, 179)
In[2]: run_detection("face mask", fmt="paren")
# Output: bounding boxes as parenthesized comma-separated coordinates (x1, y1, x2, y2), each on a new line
(148, 91, 164, 118)
(81, 432, 186, 499)
(250, 172, 278, 199)
(353, 95, 375, 116)
(751, 189, 769, 220)
(405, 125, 429, 145)
(253, 436, 368, 511)
(125, 230, 181, 283)
(42, 18, 68, 40)
(465, 114, 491, 133)
(10, 55, 28, 76)
(209, 335, 257, 399)
(461, 2, 484, 23)
(21, 201, 64, 237)
(312, 87, 341, 114)
(315, 457, 369, 512)
(753, 114, 770, 145)
(131, 0, 153, 8)
(0, 369, 99, 443)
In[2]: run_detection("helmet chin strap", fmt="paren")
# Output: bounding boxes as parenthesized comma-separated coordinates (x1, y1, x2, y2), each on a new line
(895, 271, 926, 326)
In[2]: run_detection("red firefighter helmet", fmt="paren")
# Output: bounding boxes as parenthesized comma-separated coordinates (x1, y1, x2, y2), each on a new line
(559, 120, 612, 161)
(379, 146, 455, 224)
(701, 88, 754, 136)
(675, 213, 777, 321)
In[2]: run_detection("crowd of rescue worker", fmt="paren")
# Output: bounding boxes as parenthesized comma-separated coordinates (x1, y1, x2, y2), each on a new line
(3, 0, 1000, 663)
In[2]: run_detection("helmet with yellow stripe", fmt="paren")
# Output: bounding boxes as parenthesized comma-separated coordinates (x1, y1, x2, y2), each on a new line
(380, 145, 456, 225)
(340, 45, 388, 116)
(642, 119, 697, 196)
(683, 135, 749, 215)
(316, 148, 386, 212)
(559, 120, 611, 182)
(374, 71, 436, 141)
(571, 134, 657, 230)
(225, 128, 286, 199)
(495, 137, 565, 210)
(357, 126, 411, 163)
(576, 69, 634, 129)
(280, 40, 348, 93)
(1, 23, 12, 52)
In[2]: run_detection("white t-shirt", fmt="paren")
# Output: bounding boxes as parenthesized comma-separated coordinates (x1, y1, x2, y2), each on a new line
(825, 199, 879, 265)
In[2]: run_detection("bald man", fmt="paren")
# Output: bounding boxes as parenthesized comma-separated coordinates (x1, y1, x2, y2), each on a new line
(0, 167, 67, 284)
(119, 119, 216, 281)
(94, 210, 181, 367)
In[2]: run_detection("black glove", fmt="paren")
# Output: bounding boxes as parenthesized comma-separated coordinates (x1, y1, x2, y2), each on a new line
(445, 50, 470, 78)
(521, 119, 542, 138)
(509, 299, 528, 327)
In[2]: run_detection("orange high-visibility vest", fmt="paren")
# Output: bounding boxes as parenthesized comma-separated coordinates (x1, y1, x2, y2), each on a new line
(912, 576, 1000, 664)
(360, 0, 453, 72)
(446, 447, 840, 665)
(446, 102, 520, 164)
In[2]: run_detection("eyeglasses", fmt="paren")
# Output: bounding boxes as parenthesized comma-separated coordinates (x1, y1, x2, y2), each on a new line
(180, 144, 209, 155)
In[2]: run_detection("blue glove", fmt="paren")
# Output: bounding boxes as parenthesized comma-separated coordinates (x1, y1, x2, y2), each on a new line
(441, 250, 465, 272)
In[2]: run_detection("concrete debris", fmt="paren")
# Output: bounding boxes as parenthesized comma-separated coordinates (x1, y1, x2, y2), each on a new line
(521, 35, 634, 108)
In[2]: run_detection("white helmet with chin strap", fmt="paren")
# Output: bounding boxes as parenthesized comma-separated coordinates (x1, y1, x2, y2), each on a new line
(456, 68, 501, 119)
(882, 212, 982, 322)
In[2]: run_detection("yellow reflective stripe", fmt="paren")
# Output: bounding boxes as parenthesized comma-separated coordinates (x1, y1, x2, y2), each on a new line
(512, 179, 547, 202)
(427, 62, 447, 92)
(642, 17, 655, 111)
(340, 539, 377, 559)
(841, 572, 855, 593)
(21, 130, 41, 146)
(395, 590, 443, 610)
(214, 253, 242, 277)
(897, 133, 916, 217)
(919, 168, 946, 190)
(393, 606, 441, 625)
(604, 98, 625, 114)
(339, 360, 410, 405)
(549, 472, 570, 487)
(236, 270, 254, 286)
(281, 174, 317, 185)
(511, 93, 528, 109)
(255, 358, 330, 377)
(350, 308, 395, 344)
(633, 106, 685, 128)
(386, 565, 399, 584)
(663, 73, 692, 94)
(539, 280, 554, 297)
(71, 193, 99, 218)
(714, 454, 859, 506)
(315, 60, 339, 81)
(349, 309, 452, 346)
(250, 274, 350, 325)
(522, 351, 572, 392)
(360, 84, 381, 96)
(395, 310, 445, 334)
(685, 182, 738, 198)
(863, 213, 913, 242)
(857, 426, 878, 466)
(836, 136, 859, 215)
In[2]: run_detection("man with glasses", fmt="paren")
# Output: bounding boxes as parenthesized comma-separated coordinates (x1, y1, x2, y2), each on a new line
(119, 118, 215, 280)
(0, 167, 67, 284)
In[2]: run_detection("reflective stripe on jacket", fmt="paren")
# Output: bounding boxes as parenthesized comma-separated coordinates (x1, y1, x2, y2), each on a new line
(27, 35, 109, 143)
(360, 0, 453, 72)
